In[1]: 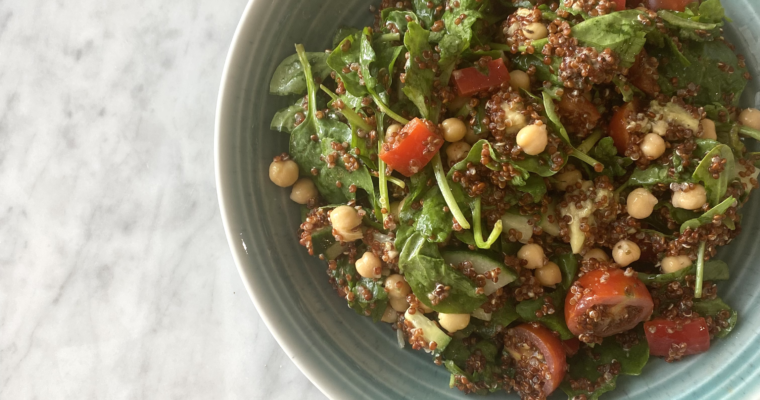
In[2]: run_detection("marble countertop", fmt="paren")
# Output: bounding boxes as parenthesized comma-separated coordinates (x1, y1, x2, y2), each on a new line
(0, 0, 326, 398)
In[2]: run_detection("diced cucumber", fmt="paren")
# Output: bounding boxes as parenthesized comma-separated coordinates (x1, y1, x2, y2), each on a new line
(442, 250, 517, 296)
(471, 307, 492, 321)
(500, 212, 532, 243)
(404, 310, 451, 354)
(311, 226, 336, 256)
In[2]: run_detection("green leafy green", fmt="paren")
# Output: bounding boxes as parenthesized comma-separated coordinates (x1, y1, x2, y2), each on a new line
(543, 92, 601, 168)
(638, 259, 729, 286)
(399, 232, 487, 313)
(270, 51, 331, 96)
(403, 22, 439, 121)
(411, 0, 444, 29)
(693, 297, 738, 338)
(329, 258, 389, 322)
(515, 290, 574, 339)
(571, 10, 652, 68)
(591, 137, 634, 177)
(555, 253, 579, 290)
(627, 164, 681, 187)
(679, 196, 736, 234)
(692, 144, 736, 206)
(270, 100, 305, 133)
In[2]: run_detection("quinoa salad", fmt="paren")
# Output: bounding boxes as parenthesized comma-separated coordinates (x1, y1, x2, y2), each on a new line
(265, 0, 760, 399)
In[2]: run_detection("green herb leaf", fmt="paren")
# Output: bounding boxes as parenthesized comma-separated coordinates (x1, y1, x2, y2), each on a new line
(638, 259, 729, 286)
(270, 100, 306, 133)
(679, 196, 736, 234)
(693, 297, 738, 338)
(403, 22, 440, 121)
(692, 144, 736, 206)
(516, 290, 574, 339)
(571, 10, 652, 68)
(270, 52, 331, 96)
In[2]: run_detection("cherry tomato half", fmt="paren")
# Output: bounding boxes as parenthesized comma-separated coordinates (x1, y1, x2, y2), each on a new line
(608, 101, 638, 155)
(556, 92, 601, 135)
(379, 118, 443, 177)
(505, 323, 568, 396)
(565, 268, 654, 338)
(630, 0, 696, 12)
(644, 318, 710, 358)
(612, 0, 626, 10)
(627, 50, 660, 96)
(452, 58, 511, 97)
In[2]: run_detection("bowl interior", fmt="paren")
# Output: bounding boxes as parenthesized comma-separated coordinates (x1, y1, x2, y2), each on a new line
(216, 1, 760, 399)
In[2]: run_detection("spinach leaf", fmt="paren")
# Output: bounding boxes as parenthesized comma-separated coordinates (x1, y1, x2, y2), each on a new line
(543, 92, 601, 167)
(270, 52, 331, 96)
(289, 45, 377, 206)
(330, 258, 389, 322)
(411, 0, 444, 29)
(403, 22, 440, 122)
(561, 328, 650, 400)
(591, 137, 633, 178)
(555, 253, 579, 290)
(472, 300, 520, 338)
(382, 10, 419, 35)
(515, 174, 547, 203)
(333, 27, 360, 48)
(415, 186, 454, 242)
(693, 297, 738, 338)
(399, 232, 487, 313)
(516, 290, 574, 339)
(627, 164, 680, 187)
(638, 259, 729, 286)
(680, 196, 736, 234)
(654, 40, 748, 107)
(692, 144, 736, 206)
(270, 100, 305, 133)
(512, 55, 562, 86)
(699, 0, 729, 24)
(437, 4, 483, 84)
(359, 27, 405, 97)
(571, 10, 652, 68)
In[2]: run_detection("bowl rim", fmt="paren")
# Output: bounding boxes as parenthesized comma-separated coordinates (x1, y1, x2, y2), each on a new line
(214, 1, 337, 398)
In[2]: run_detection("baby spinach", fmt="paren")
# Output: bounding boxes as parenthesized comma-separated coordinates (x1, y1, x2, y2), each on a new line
(554, 253, 579, 290)
(289, 44, 377, 206)
(403, 22, 440, 121)
(571, 10, 652, 68)
(328, 32, 368, 97)
(330, 258, 389, 322)
(515, 290, 574, 339)
(270, 100, 305, 134)
(692, 144, 736, 206)
(591, 137, 633, 178)
(543, 92, 601, 168)
(693, 297, 738, 338)
(437, 4, 483, 84)
(270, 51, 331, 96)
(411, 0, 444, 29)
(561, 328, 650, 400)
(638, 259, 729, 286)
(415, 186, 455, 243)
(680, 196, 736, 234)
(399, 232, 487, 313)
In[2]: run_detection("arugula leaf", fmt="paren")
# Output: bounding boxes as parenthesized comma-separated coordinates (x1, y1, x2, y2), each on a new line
(289, 44, 377, 206)
(679, 196, 736, 234)
(399, 232, 487, 313)
(561, 328, 650, 400)
(654, 40, 748, 107)
(403, 22, 440, 122)
(692, 144, 736, 206)
(515, 290, 574, 339)
(270, 52, 331, 96)
(638, 259, 729, 286)
(693, 297, 738, 338)
(571, 10, 652, 68)
(270, 100, 305, 133)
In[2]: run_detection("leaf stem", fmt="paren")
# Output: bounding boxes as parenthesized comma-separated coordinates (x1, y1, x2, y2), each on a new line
(432, 153, 471, 230)
(471, 197, 502, 249)
(695, 241, 706, 299)
(378, 142, 391, 226)
(295, 44, 317, 120)
(371, 93, 409, 125)
(739, 125, 760, 141)
(576, 129, 603, 154)
(319, 85, 374, 132)
(386, 176, 406, 188)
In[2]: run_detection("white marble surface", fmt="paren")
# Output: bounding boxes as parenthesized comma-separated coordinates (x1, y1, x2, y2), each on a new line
(0, 0, 326, 398)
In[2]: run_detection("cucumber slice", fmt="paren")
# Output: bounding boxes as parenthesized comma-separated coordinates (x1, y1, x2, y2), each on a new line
(471, 307, 492, 321)
(500, 212, 532, 243)
(311, 226, 336, 256)
(442, 250, 517, 296)
(404, 310, 451, 354)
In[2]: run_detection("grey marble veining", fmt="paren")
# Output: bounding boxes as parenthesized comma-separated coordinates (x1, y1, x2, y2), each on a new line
(0, 0, 326, 398)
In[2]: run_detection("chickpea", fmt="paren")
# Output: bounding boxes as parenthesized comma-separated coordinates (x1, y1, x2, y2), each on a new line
(739, 108, 760, 131)
(269, 160, 299, 187)
(700, 119, 717, 140)
(672, 185, 707, 210)
(626, 188, 658, 219)
(381, 306, 398, 323)
(442, 118, 467, 142)
(522, 22, 548, 40)
(555, 170, 582, 191)
(534, 262, 562, 287)
(661, 255, 693, 274)
(290, 178, 317, 204)
(612, 240, 641, 267)
(438, 313, 471, 333)
(386, 123, 403, 137)
(583, 248, 610, 262)
(516, 124, 548, 156)
(640, 133, 666, 160)
(446, 141, 471, 164)
(330, 206, 363, 241)
(384, 274, 411, 300)
(356, 251, 381, 279)
(518, 243, 546, 269)
(509, 70, 531, 92)
(390, 297, 409, 312)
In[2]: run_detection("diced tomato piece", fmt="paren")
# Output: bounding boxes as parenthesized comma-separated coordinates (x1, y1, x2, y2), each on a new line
(379, 118, 443, 177)
(565, 268, 654, 338)
(562, 337, 581, 357)
(640, 0, 696, 12)
(452, 58, 511, 97)
(506, 323, 568, 396)
(644, 318, 710, 357)
(612, 0, 626, 10)
(608, 101, 638, 155)
(628, 50, 660, 96)
(556, 92, 601, 135)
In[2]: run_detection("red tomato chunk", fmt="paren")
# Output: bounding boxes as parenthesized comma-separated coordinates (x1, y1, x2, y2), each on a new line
(644, 318, 711, 358)
(379, 118, 443, 177)
(452, 58, 511, 97)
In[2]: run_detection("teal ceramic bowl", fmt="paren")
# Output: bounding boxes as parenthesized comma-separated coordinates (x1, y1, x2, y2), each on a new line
(216, 1, 760, 399)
